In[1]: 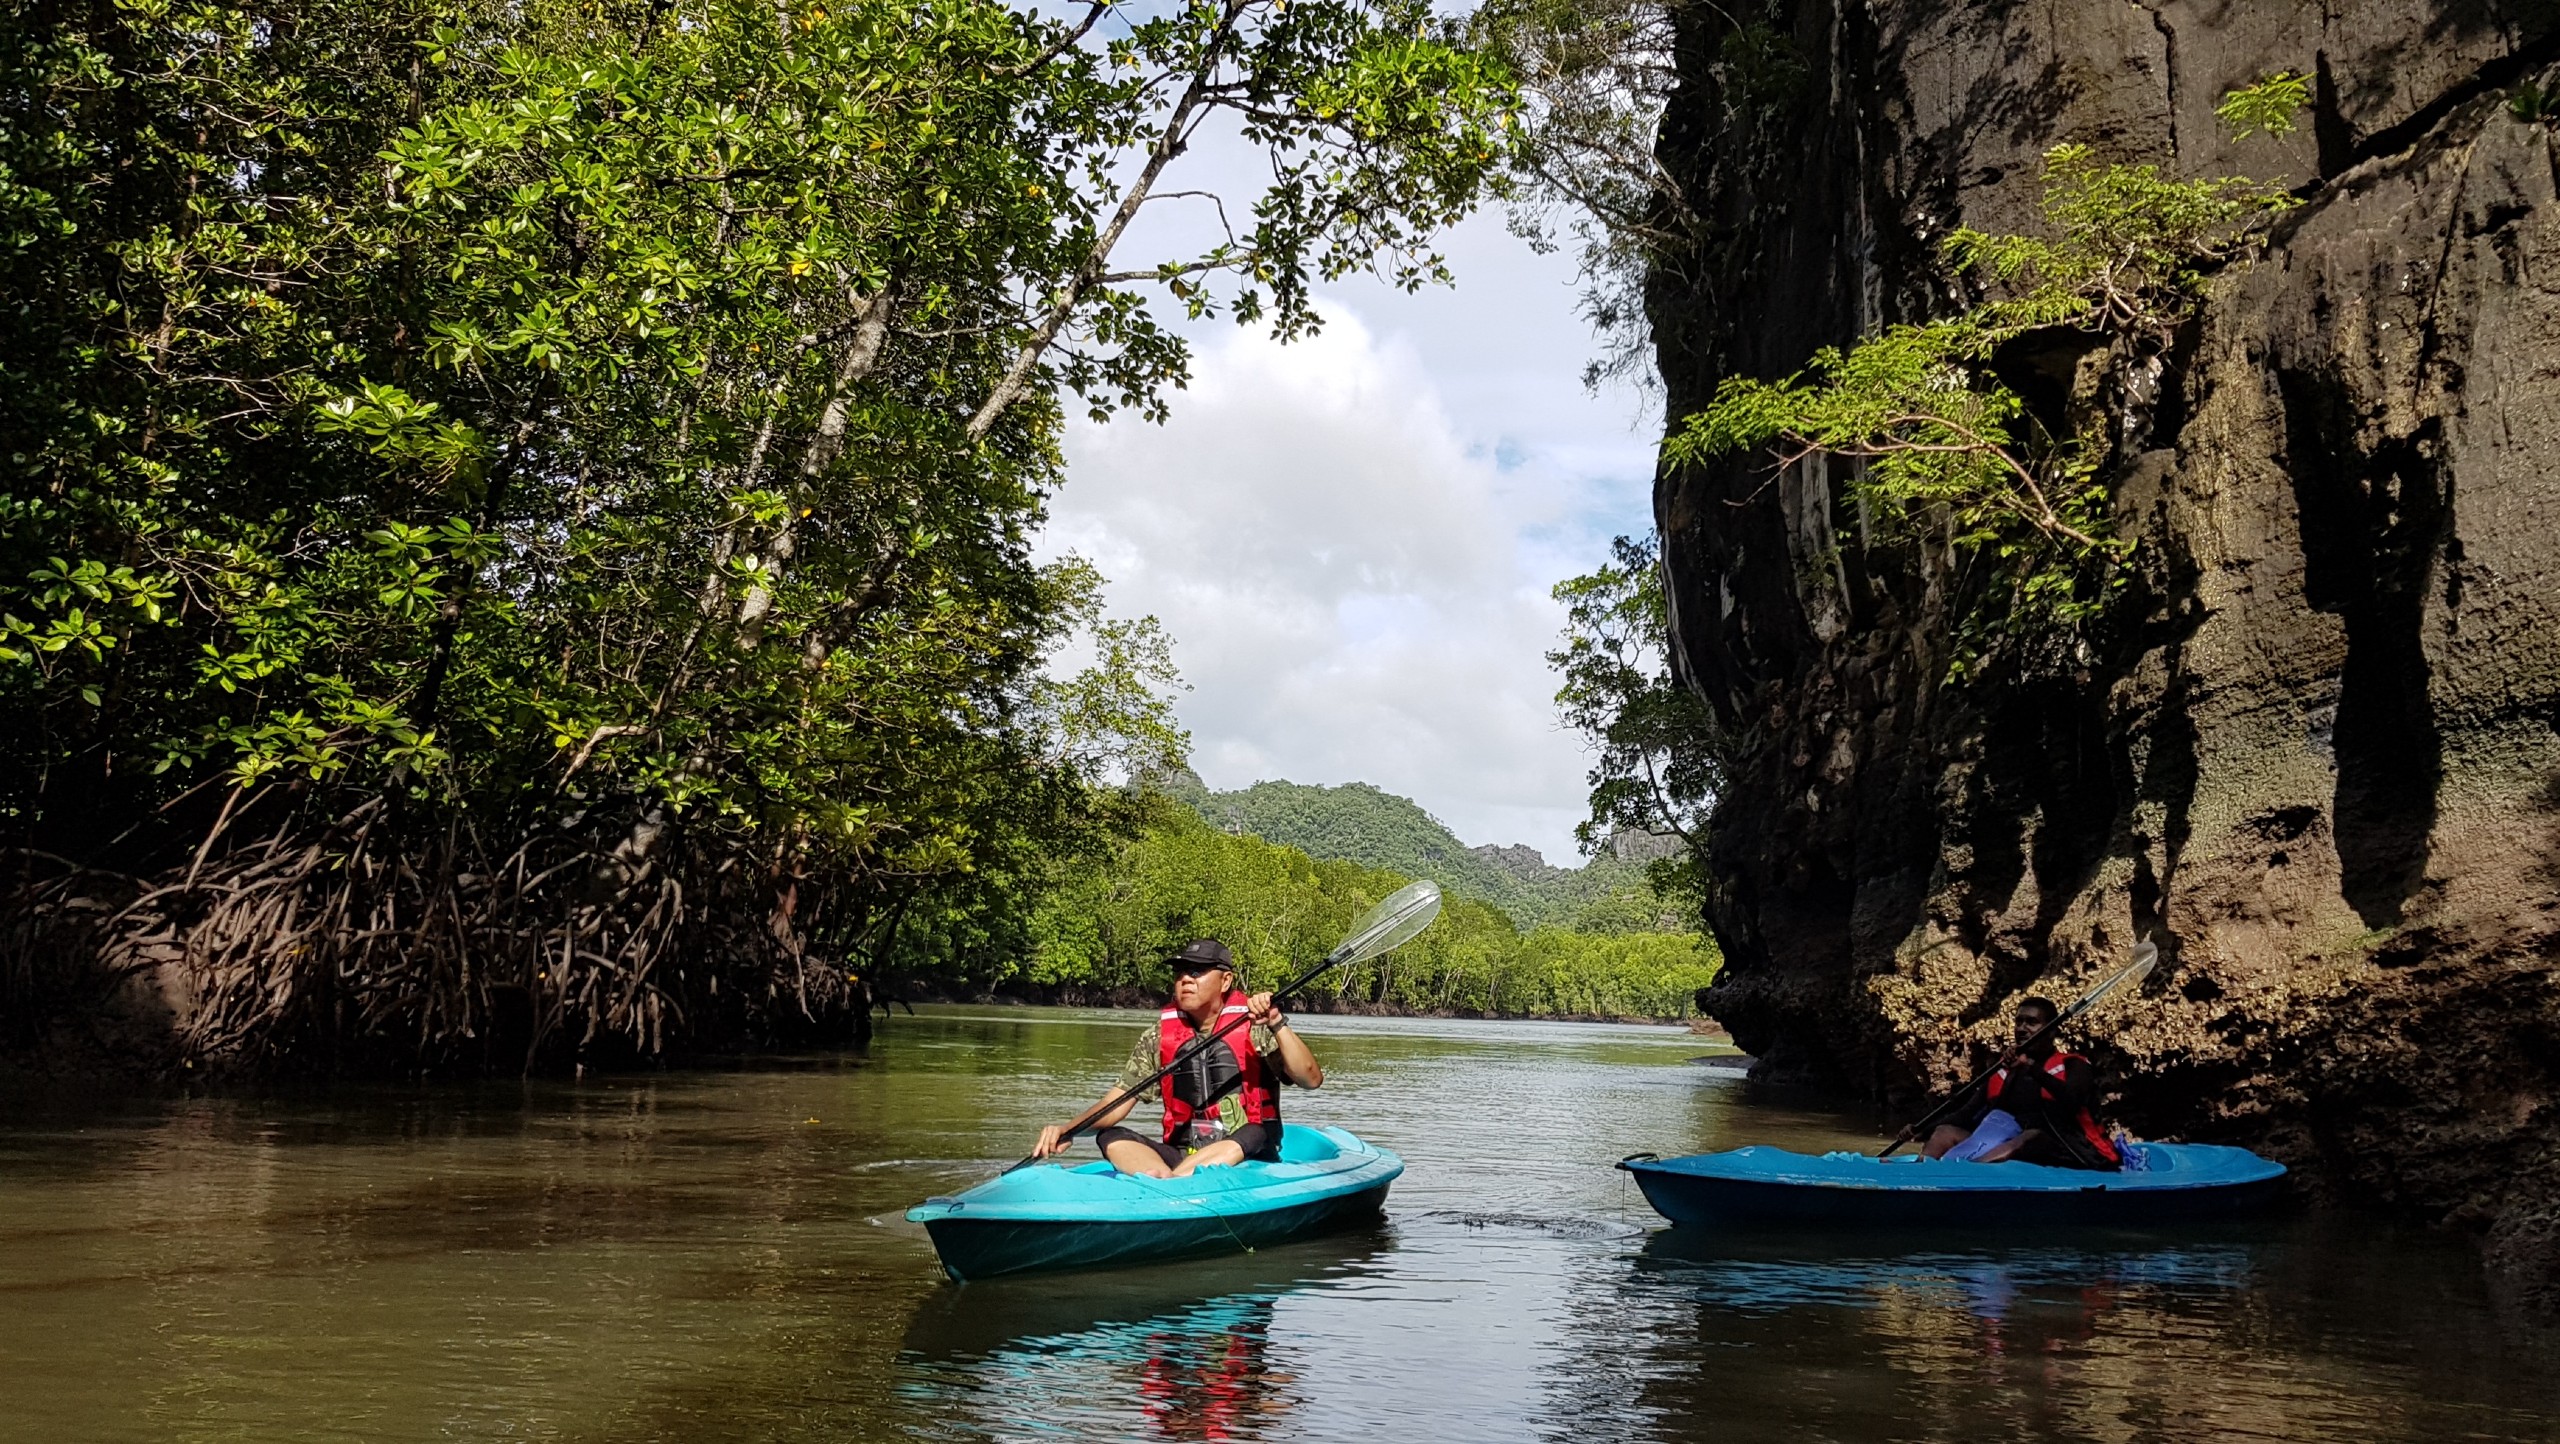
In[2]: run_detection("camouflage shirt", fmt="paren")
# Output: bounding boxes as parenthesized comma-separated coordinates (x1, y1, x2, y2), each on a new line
(1115, 1021, 1290, 1099)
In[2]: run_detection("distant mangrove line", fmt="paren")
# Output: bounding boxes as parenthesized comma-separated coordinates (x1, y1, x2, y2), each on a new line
(997, 804, 1721, 1020)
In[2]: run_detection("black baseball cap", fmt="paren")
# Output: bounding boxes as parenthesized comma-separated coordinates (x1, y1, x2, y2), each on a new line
(1168, 939, 1236, 974)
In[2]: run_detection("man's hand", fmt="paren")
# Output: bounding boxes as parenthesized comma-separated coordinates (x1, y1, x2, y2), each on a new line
(1246, 991, 1286, 1029)
(1032, 1124, 1070, 1159)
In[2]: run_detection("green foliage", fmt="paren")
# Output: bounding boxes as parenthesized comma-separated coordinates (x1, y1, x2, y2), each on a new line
(1563, 872, 1695, 934)
(1015, 804, 1719, 1017)
(2512, 78, 2557, 123)
(1940, 145, 2296, 340)
(1665, 140, 2297, 666)
(0, 0, 1511, 1063)
(1671, 303, 2120, 590)
(1547, 533, 1717, 902)
(2215, 71, 2311, 140)
(1027, 560, 1190, 784)
(6, 0, 1148, 848)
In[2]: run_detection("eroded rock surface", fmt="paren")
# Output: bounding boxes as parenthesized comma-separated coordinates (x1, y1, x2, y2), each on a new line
(1655, 0, 2560, 1298)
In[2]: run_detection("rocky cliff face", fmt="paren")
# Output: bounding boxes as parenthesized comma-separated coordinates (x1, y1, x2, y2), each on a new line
(1655, 1, 2560, 1297)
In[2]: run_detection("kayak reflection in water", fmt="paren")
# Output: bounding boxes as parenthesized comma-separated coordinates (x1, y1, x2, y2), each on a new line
(1136, 1301, 1294, 1442)
(1921, 995, 2124, 1171)
(1030, 939, 1326, 1178)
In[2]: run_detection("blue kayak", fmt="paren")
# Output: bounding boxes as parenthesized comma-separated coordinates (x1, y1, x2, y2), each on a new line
(908, 1126, 1402, 1281)
(1620, 1144, 2286, 1228)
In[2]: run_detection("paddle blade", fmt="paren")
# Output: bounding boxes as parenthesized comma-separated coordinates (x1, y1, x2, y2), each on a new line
(2128, 937, 2160, 982)
(1329, 880, 1443, 966)
(2062, 938, 2159, 1022)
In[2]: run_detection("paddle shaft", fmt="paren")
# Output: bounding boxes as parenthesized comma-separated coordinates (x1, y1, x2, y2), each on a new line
(1878, 950, 2150, 1158)
(1004, 951, 1338, 1175)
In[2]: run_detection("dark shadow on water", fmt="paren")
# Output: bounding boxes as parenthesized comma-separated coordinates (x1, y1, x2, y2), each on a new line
(1631, 1219, 2276, 1316)
(1557, 1216, 2560, 1444)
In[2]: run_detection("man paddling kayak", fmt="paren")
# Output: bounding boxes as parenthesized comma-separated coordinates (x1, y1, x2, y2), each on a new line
(1921, 995, 2123, 1171)
(1029, 939, 1326, 1178)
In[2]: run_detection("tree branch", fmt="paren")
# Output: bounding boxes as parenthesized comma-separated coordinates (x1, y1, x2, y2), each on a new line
(997, 0, 1113, 78)
(964, 0, 1253, 443)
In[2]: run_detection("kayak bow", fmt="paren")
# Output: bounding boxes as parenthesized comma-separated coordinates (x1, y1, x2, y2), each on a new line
(910, 1125, 1402, 1281)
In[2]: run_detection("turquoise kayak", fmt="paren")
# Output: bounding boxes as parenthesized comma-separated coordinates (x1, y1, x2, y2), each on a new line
(908, 1125, 1403, 1281)
(1621, 1144, 2286, 1229)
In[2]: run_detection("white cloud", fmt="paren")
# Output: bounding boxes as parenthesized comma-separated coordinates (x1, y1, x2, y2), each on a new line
(1045, 220, 1658, 863)
(1044, 263, 1658, 855)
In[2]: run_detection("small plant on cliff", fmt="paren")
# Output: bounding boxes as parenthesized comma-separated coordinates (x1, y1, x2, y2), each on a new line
(2511, 78, 2556, 124)
(2216, 70, 2312, 139)
(1666, 109, 2302, 663)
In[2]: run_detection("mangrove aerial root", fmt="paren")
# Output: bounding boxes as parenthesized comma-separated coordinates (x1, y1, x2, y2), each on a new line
(1, 798, 878, 1076)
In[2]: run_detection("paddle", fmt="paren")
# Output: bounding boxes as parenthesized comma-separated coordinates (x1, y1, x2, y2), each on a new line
(1003, 879, 1446, 1175)
(1878, 937, 2160, 1158)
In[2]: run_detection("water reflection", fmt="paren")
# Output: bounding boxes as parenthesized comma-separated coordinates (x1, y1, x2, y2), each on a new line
(907, 1292, 1295, 1441)
(897, 1237, 1383, 1442)
(1550, 1222, 2560, 1444)
(6, 1011, 2558, 1444)
(1631, 1225, 2263, 1317)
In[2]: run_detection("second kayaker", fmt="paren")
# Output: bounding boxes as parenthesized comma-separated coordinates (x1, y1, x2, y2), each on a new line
(1029, 938, 1325, 1177)
(1920, 995, 2123, 1171)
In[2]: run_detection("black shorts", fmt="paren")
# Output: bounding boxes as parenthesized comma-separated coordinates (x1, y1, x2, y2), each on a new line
(1093, 1121, 1281, 1169)
(2012, 1126, 2121, 1172)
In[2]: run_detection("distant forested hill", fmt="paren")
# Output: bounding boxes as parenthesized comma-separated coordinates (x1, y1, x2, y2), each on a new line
(1147, 771, 1680, 932)
(1019, 802, 1719, 1018)
(997, 780, 1719, 1017)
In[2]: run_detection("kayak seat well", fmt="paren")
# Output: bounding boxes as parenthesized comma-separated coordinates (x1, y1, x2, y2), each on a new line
(1276, 1125, 1344, 1164)
(1065, 1123, 1346, 1176)
(1865, 1142, 2189, 1175)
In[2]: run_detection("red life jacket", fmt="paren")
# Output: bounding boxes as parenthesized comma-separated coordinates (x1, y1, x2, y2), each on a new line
(1985, 1050, 2121, 1166)
(1158, 992, 1280, 1146)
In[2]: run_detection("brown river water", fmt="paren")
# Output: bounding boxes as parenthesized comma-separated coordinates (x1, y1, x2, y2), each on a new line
(3, 1007, 2555, 1442)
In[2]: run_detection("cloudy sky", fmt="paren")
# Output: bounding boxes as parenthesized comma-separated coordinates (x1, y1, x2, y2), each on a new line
(1039, 208, 1661, 865)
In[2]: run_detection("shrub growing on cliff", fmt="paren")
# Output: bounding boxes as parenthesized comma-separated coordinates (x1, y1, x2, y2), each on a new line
(1667, 126, 2299, 664)
(2216, 70, 2311, 139)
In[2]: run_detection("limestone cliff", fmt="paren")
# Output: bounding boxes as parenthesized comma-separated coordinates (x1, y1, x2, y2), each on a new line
(1654, 1, 2560, 1297)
